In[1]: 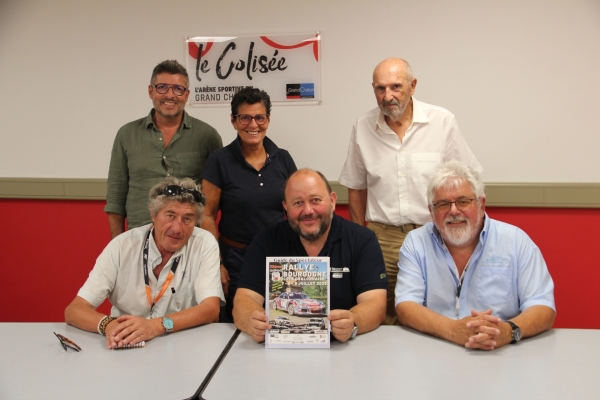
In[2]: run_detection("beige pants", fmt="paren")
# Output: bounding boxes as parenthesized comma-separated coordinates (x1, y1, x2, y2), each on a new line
(368, 221, 422, 325)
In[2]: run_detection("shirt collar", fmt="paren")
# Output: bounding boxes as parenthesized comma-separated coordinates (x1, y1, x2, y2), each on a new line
(147, 226, 186, 266)
(144, 109, 191, 130)
(411, 97, 428, 124)
(231, 135, 280, 160)
(375, 97, 428, 132)
(479, 212, 490, 241)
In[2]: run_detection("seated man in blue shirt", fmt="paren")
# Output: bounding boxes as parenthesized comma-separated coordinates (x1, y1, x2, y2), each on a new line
(395, 161, 555, 350)
(234, 169, 388, 343)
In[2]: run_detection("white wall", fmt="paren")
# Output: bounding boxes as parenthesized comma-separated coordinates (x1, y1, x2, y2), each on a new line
(1, 0, 599, 182)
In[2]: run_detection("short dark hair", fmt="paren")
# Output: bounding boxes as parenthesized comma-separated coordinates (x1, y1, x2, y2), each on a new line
(150, 60, 189, 86)
(230, 87, 272, 116)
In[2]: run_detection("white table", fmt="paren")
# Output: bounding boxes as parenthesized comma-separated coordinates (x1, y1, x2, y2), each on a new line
(0, 322, 238, 400)
(202, 326, 600, 399)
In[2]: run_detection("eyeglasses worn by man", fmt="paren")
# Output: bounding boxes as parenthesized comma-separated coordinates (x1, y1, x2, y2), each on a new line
(104, 59, 222, 240)
(395, 161, 555, 350)
(65, 177, 224, 349)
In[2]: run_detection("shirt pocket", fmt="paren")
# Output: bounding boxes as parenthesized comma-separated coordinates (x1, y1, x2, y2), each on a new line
(169, 281, 195, 312)
(476, 265, 514, 307)
(411, 153, 441, 194)
(174, 152, 203, 178)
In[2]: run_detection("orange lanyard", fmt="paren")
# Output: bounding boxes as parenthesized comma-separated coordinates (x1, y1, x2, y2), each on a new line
(143, 230, 181, 310)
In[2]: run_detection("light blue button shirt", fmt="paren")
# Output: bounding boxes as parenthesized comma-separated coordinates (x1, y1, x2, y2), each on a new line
(395, 214, 555, 320)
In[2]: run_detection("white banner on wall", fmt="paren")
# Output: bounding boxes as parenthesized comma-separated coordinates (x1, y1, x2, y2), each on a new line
(185, 32, 321, 106)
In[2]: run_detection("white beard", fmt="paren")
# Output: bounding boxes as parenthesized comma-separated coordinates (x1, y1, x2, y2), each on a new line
(439, 209, 483, 247)
(381, 98, 408, 119)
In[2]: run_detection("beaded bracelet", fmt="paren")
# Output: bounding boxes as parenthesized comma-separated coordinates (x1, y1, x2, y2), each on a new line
(98, 316, 117, 336)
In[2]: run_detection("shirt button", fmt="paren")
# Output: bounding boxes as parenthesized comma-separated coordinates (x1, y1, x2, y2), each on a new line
(163, 156, 166, 159)
(159, 137, 163, 141)
(260, 183, 263, 186)
(167, 173, 171, 176)
(258, 174, 262, 177)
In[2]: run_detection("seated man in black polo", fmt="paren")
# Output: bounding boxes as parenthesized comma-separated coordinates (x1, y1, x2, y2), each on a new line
(233, 169, 387, 342)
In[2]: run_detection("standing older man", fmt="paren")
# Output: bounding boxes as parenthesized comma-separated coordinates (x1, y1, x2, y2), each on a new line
(339, 57, 482, 325)
(234, 169, 387, 343)
(105, 60, 222, 238)
(66, 177, 224, 349)
(395, 161, 555, 350)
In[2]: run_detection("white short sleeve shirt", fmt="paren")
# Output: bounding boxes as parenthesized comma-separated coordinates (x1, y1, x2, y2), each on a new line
(77, 224, 225, 319)
(339, 98, 483, 226)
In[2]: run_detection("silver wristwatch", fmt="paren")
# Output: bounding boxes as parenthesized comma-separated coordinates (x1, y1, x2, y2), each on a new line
(162, 316, 174, 333)
(350, 323, 358, 340)
(507, 320, 521, 344)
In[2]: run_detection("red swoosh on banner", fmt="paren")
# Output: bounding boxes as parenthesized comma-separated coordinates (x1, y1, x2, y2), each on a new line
(188, 41, 214, 59)
(260, 35, 319, 61)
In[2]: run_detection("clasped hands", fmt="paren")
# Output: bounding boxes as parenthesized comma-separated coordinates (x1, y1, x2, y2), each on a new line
(104, 315, 163, 349)
(456, 309, 502, 350)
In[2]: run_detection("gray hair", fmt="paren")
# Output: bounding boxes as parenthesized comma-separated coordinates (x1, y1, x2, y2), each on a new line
(399, 59, 414, 82)
(148, 177, 205, 226)
(427, 161, 485, 206)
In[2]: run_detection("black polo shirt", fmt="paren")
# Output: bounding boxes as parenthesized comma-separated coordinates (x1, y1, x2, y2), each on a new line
(239, 214, 388, 311)
(202, 136, 296, 244)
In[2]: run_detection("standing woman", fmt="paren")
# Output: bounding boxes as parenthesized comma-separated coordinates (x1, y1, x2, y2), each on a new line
(201, 87, 297, 322)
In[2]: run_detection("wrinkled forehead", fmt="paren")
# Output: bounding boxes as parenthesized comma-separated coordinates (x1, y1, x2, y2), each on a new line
(373, 64, 410, 84)
(159, 199, 197, 215)
(433, 179, 475, 200)
(285, 173, 329, 201)
(152, 73, 188, 86)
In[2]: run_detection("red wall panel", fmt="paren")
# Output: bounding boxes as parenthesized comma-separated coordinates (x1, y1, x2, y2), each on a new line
(1, 199, 112, 322)
(484, 207, 600, 330)
(1, 199, 598, 329)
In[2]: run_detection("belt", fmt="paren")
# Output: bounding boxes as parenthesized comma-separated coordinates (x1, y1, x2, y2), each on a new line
(399, 223, 419, 233)
(219, 235, 250, 250)
(369, 221, 421, 233)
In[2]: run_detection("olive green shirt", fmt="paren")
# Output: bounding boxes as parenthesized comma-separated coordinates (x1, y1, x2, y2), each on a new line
(104, 109, 222, 229)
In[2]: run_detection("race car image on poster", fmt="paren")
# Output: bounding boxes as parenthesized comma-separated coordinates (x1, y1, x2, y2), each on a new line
(272, 292, 326, 316)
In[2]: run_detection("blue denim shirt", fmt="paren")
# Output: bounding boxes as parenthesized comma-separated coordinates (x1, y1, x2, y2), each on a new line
(395, 214, 555, 320)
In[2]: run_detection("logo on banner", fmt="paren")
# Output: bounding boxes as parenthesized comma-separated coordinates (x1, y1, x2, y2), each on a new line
(286, 83, 315, 99)
(186, 33, 321, 104)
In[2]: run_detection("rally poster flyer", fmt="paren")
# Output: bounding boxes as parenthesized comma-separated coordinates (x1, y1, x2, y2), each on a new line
(265, 257, 330, 349)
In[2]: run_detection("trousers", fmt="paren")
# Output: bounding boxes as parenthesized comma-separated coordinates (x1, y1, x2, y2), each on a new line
(367, 221, 421, 325)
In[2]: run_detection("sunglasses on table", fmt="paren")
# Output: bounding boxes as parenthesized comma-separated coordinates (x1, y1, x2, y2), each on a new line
(54, 332, 81, 352)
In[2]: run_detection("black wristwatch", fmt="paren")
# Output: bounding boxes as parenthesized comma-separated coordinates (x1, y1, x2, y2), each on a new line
(350, 323, 358, 340)
(506, 321, 521, 344)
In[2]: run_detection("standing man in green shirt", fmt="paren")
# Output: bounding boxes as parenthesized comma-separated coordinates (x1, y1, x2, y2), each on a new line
(105, 60, 222, 238)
